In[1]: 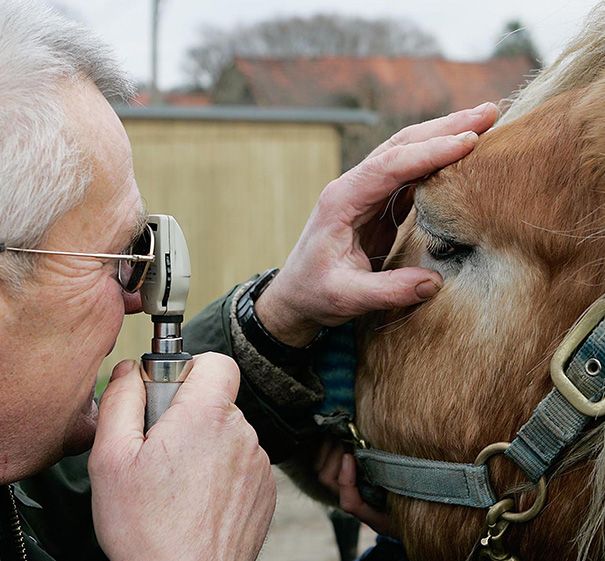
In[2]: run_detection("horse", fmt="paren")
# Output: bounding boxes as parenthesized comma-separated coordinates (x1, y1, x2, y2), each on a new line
(355, 4, 605, 560)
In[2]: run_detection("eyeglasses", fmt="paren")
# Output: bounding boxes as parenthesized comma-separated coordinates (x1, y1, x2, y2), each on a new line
(0, 224, 155, 293)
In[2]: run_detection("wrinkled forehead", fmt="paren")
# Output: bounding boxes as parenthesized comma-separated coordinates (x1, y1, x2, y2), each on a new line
(57, 78, 143, 249)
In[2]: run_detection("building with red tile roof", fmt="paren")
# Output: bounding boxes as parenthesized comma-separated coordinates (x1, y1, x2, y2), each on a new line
(214, 55, 534, 116)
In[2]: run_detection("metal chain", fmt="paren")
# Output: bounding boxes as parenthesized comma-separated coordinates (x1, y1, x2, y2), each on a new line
(6, 486, 28, 561)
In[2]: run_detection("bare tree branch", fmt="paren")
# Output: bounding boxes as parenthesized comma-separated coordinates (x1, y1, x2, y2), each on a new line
(183, 14, 441, 88)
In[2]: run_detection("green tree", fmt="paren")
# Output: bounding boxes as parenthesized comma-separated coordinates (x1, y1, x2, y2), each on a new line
(493, 20, 541, 69)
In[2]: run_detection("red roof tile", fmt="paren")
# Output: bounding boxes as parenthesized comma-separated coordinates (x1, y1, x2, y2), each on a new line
(231, 56, 533, 114)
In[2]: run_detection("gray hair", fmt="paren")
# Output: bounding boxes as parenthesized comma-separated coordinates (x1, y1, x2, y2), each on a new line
(0, 0, 134, 286)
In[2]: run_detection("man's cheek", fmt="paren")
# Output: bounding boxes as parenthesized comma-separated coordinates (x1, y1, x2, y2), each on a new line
(80, 280, 127, 351)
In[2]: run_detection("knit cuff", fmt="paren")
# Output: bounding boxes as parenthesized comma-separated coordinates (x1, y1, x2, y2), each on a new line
(229, 283, 323, 409)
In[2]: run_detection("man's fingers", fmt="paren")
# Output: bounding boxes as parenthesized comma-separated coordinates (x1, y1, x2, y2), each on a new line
(333, 132, 478, 220)
(317, 443, 345, 495)
(367, 102, 499, 159)
(95, 360, 145, 446)
(171, 352, 241, 407)
(338, 454, 390, 535)
(342, 267, 443, 314)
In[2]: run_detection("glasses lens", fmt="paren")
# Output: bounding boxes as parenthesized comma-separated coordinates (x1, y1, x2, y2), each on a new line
(118, 225, 154, 293)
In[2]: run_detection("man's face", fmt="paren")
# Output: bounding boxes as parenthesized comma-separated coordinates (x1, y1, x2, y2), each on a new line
(0, 79, 144, 482)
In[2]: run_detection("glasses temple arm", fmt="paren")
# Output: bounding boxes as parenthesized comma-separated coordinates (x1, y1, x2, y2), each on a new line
(0, 244, 154, 263)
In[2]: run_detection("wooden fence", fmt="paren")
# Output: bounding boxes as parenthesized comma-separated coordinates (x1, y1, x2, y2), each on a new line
(99, 106, 374, 379)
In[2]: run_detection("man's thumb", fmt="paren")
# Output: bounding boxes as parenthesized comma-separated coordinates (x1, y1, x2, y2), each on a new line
(94, 360, 146, 447)
(350, 268, 443, 312)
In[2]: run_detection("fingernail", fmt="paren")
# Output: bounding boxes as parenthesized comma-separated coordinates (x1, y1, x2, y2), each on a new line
(455, 131, 478, 143)
(470, 101, 492, 116)
(415, 279, 442, 299)
(111, 359, 137, 381)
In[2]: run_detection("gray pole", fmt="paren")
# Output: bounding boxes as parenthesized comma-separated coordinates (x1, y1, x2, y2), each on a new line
(150, 0, 161, 105)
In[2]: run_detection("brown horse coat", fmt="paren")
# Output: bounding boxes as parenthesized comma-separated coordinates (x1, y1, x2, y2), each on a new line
(356, 60, 605, 561)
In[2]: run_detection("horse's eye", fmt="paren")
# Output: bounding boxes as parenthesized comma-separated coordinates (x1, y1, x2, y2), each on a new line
(426, 236, 471, 261)
(428, 239, 456, 260)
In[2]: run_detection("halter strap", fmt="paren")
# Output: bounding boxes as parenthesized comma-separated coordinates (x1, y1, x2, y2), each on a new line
(506, 311, 605, 481)
(355, 448, 497, 508)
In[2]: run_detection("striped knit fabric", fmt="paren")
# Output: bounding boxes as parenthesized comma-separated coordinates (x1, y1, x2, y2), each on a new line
(312, 321, 357, 416)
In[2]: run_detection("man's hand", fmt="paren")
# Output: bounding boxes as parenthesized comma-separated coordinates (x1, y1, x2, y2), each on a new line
(89, 354, 276, 561)
(315, 439, 390, 536)
(255, 102, 499, 346)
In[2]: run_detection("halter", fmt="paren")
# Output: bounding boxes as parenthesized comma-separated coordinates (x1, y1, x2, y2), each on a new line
(318, 296, 605, 560)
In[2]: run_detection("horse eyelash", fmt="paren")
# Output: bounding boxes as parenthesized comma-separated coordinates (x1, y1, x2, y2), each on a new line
(415, 225, 474, 263)
(415, 227, 450, 254)
(425, 234, 450, 256)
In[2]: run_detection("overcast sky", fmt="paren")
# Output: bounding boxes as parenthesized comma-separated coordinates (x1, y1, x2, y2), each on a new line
(56, 0, 599, 89)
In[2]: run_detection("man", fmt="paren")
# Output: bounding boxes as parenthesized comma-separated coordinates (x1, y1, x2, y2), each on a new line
(0, 1, 498, 560)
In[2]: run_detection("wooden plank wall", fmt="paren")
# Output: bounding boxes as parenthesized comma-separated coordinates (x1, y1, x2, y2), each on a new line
(99, 119, 341, 379)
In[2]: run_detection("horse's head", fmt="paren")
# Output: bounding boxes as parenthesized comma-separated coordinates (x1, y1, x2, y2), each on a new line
(356, 25, 605, 561)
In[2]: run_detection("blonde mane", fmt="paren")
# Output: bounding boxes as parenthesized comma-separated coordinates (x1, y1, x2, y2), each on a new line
(500, 3, 605, 127)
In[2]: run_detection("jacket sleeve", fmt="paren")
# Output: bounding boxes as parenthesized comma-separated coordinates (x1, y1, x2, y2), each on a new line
(182, 277, 324, 464)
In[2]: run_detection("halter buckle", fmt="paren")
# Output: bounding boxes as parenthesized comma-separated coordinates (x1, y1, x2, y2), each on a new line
(551, 296, 605, 416)
(347, 421, 368, 449)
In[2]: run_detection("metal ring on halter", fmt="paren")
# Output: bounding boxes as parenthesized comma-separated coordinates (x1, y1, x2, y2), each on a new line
(474, 441, 548, 524)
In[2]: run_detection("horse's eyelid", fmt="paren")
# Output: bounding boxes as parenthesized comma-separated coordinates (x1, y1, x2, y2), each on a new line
(416, 221, 459, 245)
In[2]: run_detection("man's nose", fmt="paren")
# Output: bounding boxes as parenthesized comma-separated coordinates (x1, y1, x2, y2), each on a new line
(123, 290, 144, 314)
